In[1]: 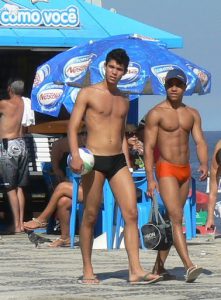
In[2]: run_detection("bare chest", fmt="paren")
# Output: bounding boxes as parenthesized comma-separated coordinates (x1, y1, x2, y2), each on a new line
(88, 95, 128, 119)
(159, 109, 194, 132)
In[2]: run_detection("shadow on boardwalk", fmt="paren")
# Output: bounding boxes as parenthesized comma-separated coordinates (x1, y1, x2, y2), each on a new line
(0, 234, 221, 300)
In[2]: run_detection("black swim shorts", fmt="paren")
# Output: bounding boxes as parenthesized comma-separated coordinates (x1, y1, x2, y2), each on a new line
(0, 138, 29, 190)
(93, 153, 127, 180)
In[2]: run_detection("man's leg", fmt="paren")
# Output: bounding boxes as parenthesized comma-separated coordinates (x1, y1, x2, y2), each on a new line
(110, 167, 160, 283)
(158, 177, 195, 270)
(24, 181, 73, 229)
(152, 250, 170, 274)
(17, 187, 25, 231)
(80, 171, 104, 282)
(7, 189, 21, 233)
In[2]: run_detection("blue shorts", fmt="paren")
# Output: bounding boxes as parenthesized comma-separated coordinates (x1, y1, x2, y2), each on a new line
(93, 153, 127, 180)
(0, 138, 29, 190)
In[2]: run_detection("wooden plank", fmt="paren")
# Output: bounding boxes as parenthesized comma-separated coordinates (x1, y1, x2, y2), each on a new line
(27, 120, 69, 134)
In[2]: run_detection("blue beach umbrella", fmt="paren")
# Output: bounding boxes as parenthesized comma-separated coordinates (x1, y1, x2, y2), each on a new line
(31, 34, 211, 117)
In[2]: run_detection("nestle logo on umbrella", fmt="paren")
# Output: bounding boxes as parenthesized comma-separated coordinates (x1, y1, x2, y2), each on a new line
(33, 64, 50, 87)
(64, 55, 96, 80)
(65, 63, 88, 78)
(121, 62, 140, 83)
(37, 85, 63, 106)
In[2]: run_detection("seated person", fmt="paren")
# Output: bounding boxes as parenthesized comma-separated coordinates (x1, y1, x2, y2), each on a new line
(126, 123, 144, 170)
(50, 136, 70, 185)
(23, 126, 87, 247)
(24, 180, 83, 247)
(137, 116, 145, 143)
(51, 124, 87, 185)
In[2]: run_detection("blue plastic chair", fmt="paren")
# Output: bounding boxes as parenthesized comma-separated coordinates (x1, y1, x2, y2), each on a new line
(39, 162, 57, 234)
(68, 169, 115, 249)
(183, 177, 196, 240)
(115, 170, 153, 249)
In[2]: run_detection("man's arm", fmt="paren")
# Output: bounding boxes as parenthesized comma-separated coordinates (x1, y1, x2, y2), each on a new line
(67, 88, 88, 174)
(206, 140, 221, 229)
(144, 109, 159, 197)
(191, 109, 208, 181)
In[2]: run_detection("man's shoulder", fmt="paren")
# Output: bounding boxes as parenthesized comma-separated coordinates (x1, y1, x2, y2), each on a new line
(0, 98, 13, 110)
(148, 101, 166, 113)
(184, 105, 200, 116)
(81, 83, 104, 94)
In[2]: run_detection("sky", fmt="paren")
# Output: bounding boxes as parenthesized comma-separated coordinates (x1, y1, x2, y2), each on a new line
(102, 0, 221, 131)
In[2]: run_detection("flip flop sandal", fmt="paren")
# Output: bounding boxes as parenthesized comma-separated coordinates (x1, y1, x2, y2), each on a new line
(77, 277, 100, 284)
(129, 273, 163, 285)
(49, 238, 70, 248)
(185, 265, 203, 283)
(24, 218, 48, 230)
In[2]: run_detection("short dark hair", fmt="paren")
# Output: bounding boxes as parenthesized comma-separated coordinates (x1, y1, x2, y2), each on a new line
(105, 48, 130, 71)
(7, 78, 24, 96)
(216, 149, 221, 166)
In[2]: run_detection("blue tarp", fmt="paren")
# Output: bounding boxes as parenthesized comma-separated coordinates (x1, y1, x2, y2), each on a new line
(0, 0, 182, 48)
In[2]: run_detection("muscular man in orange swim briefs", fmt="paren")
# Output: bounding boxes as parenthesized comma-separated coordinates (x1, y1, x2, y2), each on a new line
(144, 69, 208, 283)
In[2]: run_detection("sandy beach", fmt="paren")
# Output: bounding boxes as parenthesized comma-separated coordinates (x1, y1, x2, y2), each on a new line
(0, 233, 221, 300)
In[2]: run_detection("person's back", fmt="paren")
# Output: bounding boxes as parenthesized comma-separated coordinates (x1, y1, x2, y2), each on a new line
(0, 84, 24, 139)
(0, 78, 29, 233)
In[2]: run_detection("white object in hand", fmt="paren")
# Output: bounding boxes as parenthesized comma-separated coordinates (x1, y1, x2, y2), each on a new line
(67, 147, 94, 175)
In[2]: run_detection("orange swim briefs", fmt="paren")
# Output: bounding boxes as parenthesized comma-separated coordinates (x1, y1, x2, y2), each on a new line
(156, 161, 191, 183)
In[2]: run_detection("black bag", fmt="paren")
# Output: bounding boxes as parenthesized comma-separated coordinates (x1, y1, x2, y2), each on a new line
(141, 194, 173, 250)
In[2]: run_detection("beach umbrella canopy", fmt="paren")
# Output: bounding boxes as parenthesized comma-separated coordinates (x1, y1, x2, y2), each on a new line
(31, 34, 211, 117)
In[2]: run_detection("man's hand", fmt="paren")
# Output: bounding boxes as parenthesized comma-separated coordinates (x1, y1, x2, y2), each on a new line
(198, 164, 208, 181)
(147, 179, 159, 198)
(205, 218, 215, 231)
(69, 156, 84, 174)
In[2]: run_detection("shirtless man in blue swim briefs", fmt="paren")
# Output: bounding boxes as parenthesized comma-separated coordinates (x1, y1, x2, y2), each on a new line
(144, 69, 208, 283)
(68, 49, 161, 285)
(0, 79, 29, 233)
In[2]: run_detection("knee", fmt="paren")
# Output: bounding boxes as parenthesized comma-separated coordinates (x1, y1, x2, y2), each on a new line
(169, 211, 183, 226)
(57, 196, 71, 209)
(83, 208, 98, 226)
(55, 181, 71, 194)
(123, 207, 138, 225)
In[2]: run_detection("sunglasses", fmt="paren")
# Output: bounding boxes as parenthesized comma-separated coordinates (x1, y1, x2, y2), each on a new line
(126, 131, 136, 137)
